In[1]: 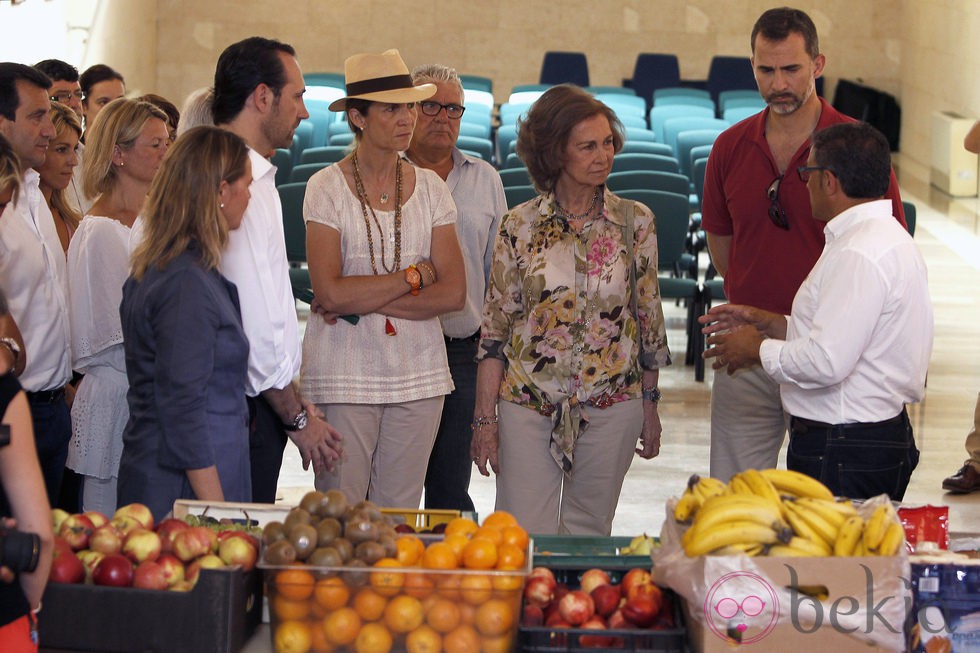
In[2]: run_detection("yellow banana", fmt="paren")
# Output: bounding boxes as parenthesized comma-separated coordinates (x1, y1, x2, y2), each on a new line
(694, 476, 730, 502)
(688, 495, 787, 535)
(784, 499, 839, 547)
(673, 490, 702, 523)
(853, 539, 868, 556)
(769, 536, 831, 557)
(684, 520, 787, 557)
(759, 468, 835, 501)
(833, 515, 865, 557)
(876, 521, 905, 556)
(739, 469, 784, 508)
(728, 475, 754, 495)
(711, 542, 765, 556)
(862, 503, 895, 552)
(793, 497, 848, 529)
(783, 501, 825, 545)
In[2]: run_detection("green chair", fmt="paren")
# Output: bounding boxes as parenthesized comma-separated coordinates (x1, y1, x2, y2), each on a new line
(653, 87, 711, 103)
(611, 153, 680, 174)
(504, 185, 538, 209)
(498, 167, 532, 187)
(620, 141, 674, 157)
(650, 105, 714, 143)
(460, 74, 493, 93)
(271, 149, 292, 188)
(299, 146, 348, 165)
(455, 135, 494, 163)
(277, 183, 308, 264)
(662, 117, 729, 156)
(289, 163, 329, 184)
(902, 201, 916, 236)
(606, 170, 690, 196)
(675, 129, 724, 180)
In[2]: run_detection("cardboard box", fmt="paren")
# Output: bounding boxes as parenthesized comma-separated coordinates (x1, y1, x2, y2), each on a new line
(909, 561, 980, 652)
(669, 555, 909, 653)
(39, 567, 263, 653)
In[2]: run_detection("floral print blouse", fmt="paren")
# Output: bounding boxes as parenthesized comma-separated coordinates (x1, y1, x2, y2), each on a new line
(477, 187, 671, 470)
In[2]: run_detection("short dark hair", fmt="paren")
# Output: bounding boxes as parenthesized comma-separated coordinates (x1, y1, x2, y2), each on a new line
(212, 36, 296, 125)
(811, 122, 891, 199)
(515, 84, 624, 193)
(0, 62, 51, 120)
(139, 93, 180, 135)
(751, 7, 820, 59)
(79, 64, 124, 99)
(34, 59, 79, 83)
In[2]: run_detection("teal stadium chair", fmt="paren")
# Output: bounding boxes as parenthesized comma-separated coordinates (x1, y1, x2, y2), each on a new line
(504, 185, 538, 208)
(675, 129, 724, 180)
(498, 167, 532, 187)
(271, 149, 292, 188)
(611, 153, 680, 174)
(606, 170, 690, 196)
(278, 182, 314, 304)
(620, 141, 674, 157)
(299, 146, 348, 165)
(460, 74, 493, 93)
(289, 163, 329, 184)
(662, 117, 729, 156)
(653, 87, 711, 103)
(455, 135, 494, 163)
(650, 105, 714, 143)
(654, 95, 716, 112)
(902, 201, 916, 236)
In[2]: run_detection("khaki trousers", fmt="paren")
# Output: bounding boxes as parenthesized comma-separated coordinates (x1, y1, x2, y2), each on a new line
(709, 365, 788, 482)
(495, 399, 642, 536)
(314, 396, 444, 508)
(965, 392, 980, 469)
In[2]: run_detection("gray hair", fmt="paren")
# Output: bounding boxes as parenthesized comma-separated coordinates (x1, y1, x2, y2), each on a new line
(410, 64, 464, 97)
(177, 87, 214, 138)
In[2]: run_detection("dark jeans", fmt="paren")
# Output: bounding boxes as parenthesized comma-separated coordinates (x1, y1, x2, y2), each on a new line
(787, 408, 918, 500)
(424, 335, 478, 511)
(27, 391, 72, 508)
(247, 394, 288, 504)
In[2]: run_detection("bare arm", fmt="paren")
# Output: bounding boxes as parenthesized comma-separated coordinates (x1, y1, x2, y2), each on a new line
(471, 357, 505, 476)
(261, 384, 343, 473)
(380, 223, 466, 319)
(0, 393, 53, 610)
(186, 466, 224, 503)
(0, 315, 25, 377)
(705, 232, 732, 277)
(636, 369, 662, 459)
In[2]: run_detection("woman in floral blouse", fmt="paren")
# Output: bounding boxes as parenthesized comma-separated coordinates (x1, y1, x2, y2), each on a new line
(472, 85, 671, 535)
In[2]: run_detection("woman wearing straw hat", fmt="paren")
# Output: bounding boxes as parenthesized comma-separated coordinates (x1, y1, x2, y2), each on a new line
(301, 50, 465, 508)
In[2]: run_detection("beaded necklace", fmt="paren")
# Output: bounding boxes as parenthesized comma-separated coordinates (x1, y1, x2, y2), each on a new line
(351, 151, 402, 274)
(555, 186, 601, 222)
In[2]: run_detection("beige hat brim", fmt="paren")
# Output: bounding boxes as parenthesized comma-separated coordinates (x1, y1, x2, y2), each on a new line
(327, 83, 437, 112)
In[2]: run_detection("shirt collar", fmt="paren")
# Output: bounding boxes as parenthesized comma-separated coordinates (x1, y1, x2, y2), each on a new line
(823, 199, 893, 241)
(249, 147, 275, 182)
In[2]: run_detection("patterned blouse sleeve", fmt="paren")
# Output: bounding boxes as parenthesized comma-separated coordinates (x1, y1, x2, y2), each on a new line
(633, 201, 672, 370)
(477, 209, 524, 362)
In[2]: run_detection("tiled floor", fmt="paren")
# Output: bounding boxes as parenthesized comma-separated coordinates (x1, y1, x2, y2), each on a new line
(278, 162, 980, 540)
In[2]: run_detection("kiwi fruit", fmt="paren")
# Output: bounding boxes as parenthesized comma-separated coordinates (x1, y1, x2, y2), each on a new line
(262, 521, 287, 546)
(354, 540, 386, 566)
(345, 516, 379, 544)
(351, 500, 384, 522)
(283, 507, 313, 530)
(288, 523, 318, 560)
(307, 546, 344, 568)
(299, 491, 328, 517)
(339, 558, 369, 588)
(332, 537, 354, 563)
(322, 489, 349, 520)
(263, 539, 297, 566)
(378, 533, 397, 559)
(315, 517, 343, 546)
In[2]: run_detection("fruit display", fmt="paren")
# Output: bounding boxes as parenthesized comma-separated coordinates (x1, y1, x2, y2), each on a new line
(261, 491, 531, 653)
(672, 468, 906, 557)
(49, 502, 260, 590)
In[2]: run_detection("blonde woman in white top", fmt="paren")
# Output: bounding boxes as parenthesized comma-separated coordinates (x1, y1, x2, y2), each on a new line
(301, 50, 465, 507)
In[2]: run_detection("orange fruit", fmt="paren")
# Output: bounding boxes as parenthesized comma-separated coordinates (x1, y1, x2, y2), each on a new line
(462, 538, 498, 570)
(481, 633, 514, 653)
(457, 601, 477, 625)
(459, 573, 493, 605)
(474, 598, 515, 637)
(425, 597, 461, 634)
(481, 510, 518, 531)
(495, 543, 526, 570)
(323, 606, 362, 646)
(354, 622, 393, 653)
(435, 571, 462, 600)
(274, 619, 312, 653)
(369, 558, 405, 597)
(421, 542, 458, 570)
(491, 571, 524, 593)
(405, 624, 442, 653)
(395, 535, 426, 566)
(276, 568, 316, 601)
(500, 524, 529, 550)
(314, 576, 350, 610)
(382, 593, 424, 634)
(471, 526, 503, 546)
(442, 533, 470, 563)
(272, 595, 312, 621)
(443, 517, 479, 539)
(309, 622, 335, 653)
(443, 623, 480, 653)
(402, 571, 436, 599)
(352, 587, 388, 622)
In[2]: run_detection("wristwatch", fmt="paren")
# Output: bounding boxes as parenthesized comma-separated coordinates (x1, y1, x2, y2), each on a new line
(405, 265, 422, 296)
(0, 337, 20, 367)
(283, 409, 308, 432)
(642, 387, 662, 403)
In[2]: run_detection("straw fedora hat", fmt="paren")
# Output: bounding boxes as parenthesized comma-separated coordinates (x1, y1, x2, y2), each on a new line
(328, 49, 436, 112)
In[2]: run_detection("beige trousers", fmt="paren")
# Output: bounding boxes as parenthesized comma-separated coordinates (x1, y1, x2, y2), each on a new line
(965, 392, 980, 469)
(495, 399, 642, 536)
(314, 396, 444, 508)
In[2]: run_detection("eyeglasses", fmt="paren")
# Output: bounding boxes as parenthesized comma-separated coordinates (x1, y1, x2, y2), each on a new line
(766, 177, 789, 230)
(715, 596, 767, 619)
(797, 165, 831, 183)
(419, 101, 466, 119)
(50, 91, 84, 103)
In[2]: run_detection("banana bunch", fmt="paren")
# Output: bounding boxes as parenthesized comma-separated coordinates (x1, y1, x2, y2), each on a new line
(620, 533, 656, 556)
(675, 468, 906, 558)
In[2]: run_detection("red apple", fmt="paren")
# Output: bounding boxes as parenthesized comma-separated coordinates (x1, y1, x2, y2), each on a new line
(545, 610, 570, 628)
(171, 579, 195, 592)
(89, 524, 124, 555)
(579, 616, 615, 648)
(186, 554, 224, 584)
(218, 535, 257, 571)
(156, 554, 185, 587)
(133, 560, 169, 590)
(529, 567, 557, 584)
(172, 526, 214, 562)
(51, 508, 70, 533)
(58, 514, 95, 551)
(621, 568, 654, 599)
(524, 575, 557, 608)
(554, 584, 570, 603)
(558, 590, 595, 626)
(579, 568, 612, 595)
(522, 604, 544, 627)
(622, 593, 660, 628)
(110, 514, 142, 537)
(216, 529, 260, 551)
(49, 545, 84, 584)
(155, 518, 191, 554)
(123, 528, 162, 564)
(607, 608, 633, 630)
(93, 554, 135, 587)
(591, 583, 622, 618)
(83, 511, 109, 529)
(393, 523, 415, 533)
(77, 550, 105, 582)
(113, 503, 154, 531)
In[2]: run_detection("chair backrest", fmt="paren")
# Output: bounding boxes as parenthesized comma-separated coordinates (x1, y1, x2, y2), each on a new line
(289, 162, 329, 184)
(587, 86, 635, 96)
(460, 74, 493, 93)
(455, 135, 494, 163)
(611, 153, 680, 174)
(304, 72, 345, 88)
(675, 129, 724, 179)
(902, 201, 916, 236)
(463, 89, 495, 111)
(620, 141, 674, 157)
(631, 54, 681, 109)
(662, 117, 729, 155)
(692, 157, 709, 207)
(504, 185, 538, 208)
(706, 56, 756, 104)
(650, 105, 715, 142)
(688, 144, 713, 170)
(616, 189, 690, 266)
(653, 87, 711, 102)
(271, 149, 292, 188)
(499, 102, 532, 126)
(606, 170, 690, 196)
(507, 91, 545, 105)
(722, 106, 762, 124)
(718, 89, 763, 110)
(617, 114, 650, 130)
(504, 152, 526, 169)
(594, 93, 646, 118)
(293, 121, 315, 161)
(623, 127, 657, 143)
(329, 132, 355, 146)
(458, 121, 491, 139)
(299, 145, 349, 165)
(653, 95, 716, 112)
(277, 182, 308, 263)
(498, 167, 532, 187)
(719, 95, 766, 112)
(540, 51, 589, 87)
(496, 124, 519, 164)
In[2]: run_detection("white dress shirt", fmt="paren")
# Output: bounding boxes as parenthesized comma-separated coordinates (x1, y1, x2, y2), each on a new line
(0, 170, 72, 391)
(759, 200, 933, 423)
(219, 148, 302, 397)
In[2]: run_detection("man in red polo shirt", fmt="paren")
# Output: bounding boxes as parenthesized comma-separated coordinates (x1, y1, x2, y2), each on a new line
(700, 7, 905, 481)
